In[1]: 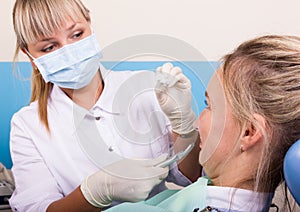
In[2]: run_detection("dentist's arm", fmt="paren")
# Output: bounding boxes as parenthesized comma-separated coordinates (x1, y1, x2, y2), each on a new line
(155, 63, 201, 182)
(47, 186, 100, 212)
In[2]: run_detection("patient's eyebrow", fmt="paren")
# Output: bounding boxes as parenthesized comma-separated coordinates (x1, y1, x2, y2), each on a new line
(205, 91, 210, 99)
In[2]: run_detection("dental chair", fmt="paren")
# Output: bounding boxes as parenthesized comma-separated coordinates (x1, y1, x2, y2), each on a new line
(284, 139, 300, 206)
(270, 139, 300, 212)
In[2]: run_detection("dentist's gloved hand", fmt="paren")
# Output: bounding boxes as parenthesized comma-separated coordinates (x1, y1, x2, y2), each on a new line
(155, 63, 196, 135)
(80, 154, 169, 208)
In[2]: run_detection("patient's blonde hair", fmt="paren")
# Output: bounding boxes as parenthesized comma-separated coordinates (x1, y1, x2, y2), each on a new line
(221, 35, 300, 196)
(12, 0, 90, 131)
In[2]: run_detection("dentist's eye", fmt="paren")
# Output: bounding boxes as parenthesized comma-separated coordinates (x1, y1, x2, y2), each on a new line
(72, 31, 83, 39)
(42, 45, 54, 52)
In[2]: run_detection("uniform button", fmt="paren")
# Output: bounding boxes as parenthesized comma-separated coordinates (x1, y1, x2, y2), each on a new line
(95, 117, 101, 120)
(108, 146, 114, 152)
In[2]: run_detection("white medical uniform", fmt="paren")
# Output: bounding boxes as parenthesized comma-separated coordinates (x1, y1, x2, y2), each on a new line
(9, 68, 191, 212)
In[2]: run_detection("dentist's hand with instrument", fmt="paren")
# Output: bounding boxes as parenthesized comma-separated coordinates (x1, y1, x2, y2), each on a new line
(80, 155, 169, 208)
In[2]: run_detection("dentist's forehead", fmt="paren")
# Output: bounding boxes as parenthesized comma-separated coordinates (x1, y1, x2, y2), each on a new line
(14, 0, 89, 45)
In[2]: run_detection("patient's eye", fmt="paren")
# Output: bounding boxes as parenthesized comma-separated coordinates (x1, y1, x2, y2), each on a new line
(204, 91, 211, 109)
(204, 99, 211, 110)
(204, 100, 208, 106)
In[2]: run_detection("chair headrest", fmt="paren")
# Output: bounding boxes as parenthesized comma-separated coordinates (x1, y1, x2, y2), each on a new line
(284, 139, 300, 205)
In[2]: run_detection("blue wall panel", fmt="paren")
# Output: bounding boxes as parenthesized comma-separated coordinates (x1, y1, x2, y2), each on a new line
(0, 61, 218, 168)
(0, 62, 32, 168)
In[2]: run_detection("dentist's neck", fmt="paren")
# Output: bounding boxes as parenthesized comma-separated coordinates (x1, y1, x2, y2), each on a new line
(61, 70, 103, 109)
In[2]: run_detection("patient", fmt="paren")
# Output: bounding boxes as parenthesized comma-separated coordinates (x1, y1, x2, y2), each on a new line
(107, 35, 300, 211)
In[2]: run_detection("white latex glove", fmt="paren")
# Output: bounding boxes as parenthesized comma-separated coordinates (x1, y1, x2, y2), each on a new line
(80, 154, 169, 208)
(155, 63, 196, 135)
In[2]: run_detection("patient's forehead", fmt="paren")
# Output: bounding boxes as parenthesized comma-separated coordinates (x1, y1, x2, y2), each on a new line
(206, 70, 226, 108)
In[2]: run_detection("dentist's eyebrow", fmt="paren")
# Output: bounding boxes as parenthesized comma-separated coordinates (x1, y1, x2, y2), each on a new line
(67, 23, 77, 31)
(39, 23, 78, 42)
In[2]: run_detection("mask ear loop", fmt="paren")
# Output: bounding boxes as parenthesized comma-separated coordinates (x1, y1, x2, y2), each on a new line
(22, 48, 40, 78)
(22, 48, 36, 60)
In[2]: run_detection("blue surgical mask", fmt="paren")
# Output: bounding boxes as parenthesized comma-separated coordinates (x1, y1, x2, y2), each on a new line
(28, 33, 102, 89)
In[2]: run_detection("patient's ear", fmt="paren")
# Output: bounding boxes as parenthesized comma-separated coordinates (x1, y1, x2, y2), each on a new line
(241, 114, 266, 152)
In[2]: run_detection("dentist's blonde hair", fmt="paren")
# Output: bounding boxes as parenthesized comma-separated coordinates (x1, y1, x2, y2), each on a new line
(221, 35, 300, 209)
(12, 0, 90, 131)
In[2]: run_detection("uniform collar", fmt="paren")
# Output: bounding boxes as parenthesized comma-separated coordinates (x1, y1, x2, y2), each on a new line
(93, 64, 122, 114)
(50, 64, 120, 131)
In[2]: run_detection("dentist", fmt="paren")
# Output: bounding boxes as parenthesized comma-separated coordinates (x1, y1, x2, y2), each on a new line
(9, 0, 200, 211)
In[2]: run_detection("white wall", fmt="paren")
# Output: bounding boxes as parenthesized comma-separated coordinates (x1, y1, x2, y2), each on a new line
(1, 0, 300, 61)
